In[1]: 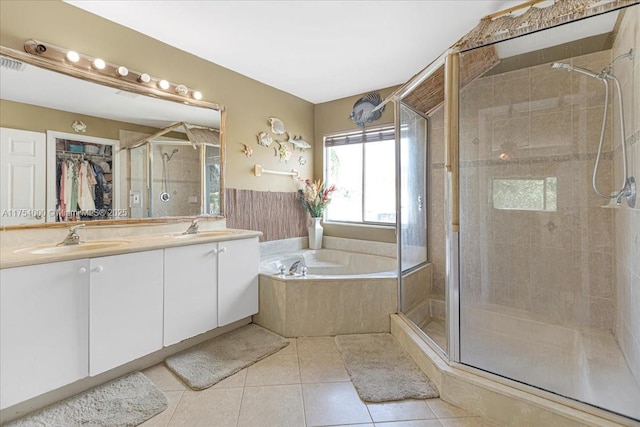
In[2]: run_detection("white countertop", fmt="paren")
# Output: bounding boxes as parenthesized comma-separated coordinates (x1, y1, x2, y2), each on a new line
(0, 228, 262, 269)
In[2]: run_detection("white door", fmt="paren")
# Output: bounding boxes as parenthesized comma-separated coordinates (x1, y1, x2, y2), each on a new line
(164, 243, 218, 346)
(0, 128, 46, 226)
(218, 237, 259, 326)
(0, 259, 90, 409)
(89, 250, 163, 376)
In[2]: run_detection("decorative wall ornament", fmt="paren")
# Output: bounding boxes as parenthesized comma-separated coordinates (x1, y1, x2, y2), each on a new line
(268, 117, 286, 135)
(298, 156, 307, 166)
(274, 141, 292, 163)
(71, 120, 87, 133)
(287, 133, 311, 151)
(454, 0, 633, 51)
(242, 144, 253, 157)
(257, 131, 273, 147)
(349, 92, 385, 128)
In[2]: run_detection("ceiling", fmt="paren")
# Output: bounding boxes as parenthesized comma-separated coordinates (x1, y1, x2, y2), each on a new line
(65, 0, 522, 104)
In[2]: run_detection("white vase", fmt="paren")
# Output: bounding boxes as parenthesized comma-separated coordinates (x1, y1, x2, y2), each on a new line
(308, 217, 323, 249)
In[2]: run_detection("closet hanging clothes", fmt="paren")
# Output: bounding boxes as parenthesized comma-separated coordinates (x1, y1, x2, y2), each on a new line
(55, 155, 113, 221)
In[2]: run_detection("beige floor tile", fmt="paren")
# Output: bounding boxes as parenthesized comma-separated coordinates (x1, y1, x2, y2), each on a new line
(245, 355, 300, 386)
(331, 424, 374, 427)
(426, 399, 475, 419)
(139, 391, 184, 427)
(168, 387, 243, 427)
(143, 364, 186, 391)
(237, 384, 305, 427)
(297, 336, 339, 355)
(302, 381, 372, 426)
(275, 339, 297, 356)
(367, 400, 437, 422)
(299, 352, 350, 383)
(438, 417, 499, 427)
(374, 421, 443, 427)
(210, 368, 247, 389)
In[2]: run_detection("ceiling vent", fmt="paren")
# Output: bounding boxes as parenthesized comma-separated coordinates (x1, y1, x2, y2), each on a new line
(0, 56, 26, 72)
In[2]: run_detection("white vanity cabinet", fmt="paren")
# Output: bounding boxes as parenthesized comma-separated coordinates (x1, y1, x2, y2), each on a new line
(89, 250, 164, 376)
(164, 243, 218, 346)
(163, 236, 259, 343)
(0, 259, 89, 409)
(218, 237, 259, 326)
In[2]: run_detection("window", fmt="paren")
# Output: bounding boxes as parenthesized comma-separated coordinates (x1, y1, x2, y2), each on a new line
(492, 177, 557, 211)
(324, 126, 396, 224)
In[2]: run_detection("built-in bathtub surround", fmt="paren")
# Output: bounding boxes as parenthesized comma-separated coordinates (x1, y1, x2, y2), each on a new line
(612, 5, 640, 388)
(254, 249, 397, 337)
(225, 188, 307, 241)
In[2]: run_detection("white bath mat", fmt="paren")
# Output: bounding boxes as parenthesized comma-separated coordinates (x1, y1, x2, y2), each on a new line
(165, 324, 289, 390)
(6, 371, 167, 426)
(335, 333, 439, 402)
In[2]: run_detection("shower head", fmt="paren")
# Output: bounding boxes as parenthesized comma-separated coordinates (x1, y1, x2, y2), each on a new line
(551, 62, 600, 79)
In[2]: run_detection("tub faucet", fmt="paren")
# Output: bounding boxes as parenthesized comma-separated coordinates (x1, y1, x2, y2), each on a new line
(59, 224, 85, 246)
(289, 260, 301, 275)
(183, 219, 200, 235)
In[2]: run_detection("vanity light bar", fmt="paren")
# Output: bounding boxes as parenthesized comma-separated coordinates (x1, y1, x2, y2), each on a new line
(23, 39, 203, 101)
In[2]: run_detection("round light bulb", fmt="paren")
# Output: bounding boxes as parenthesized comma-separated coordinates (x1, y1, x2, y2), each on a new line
(66, 51, 80, 63)
(92, 58, 106, 70)
(138, 73, 151, 83)
(116, 66, 129, 77)
(158, 79, 170, 90)
(192, 91, 203, 100)
(175, 84, 188, 96)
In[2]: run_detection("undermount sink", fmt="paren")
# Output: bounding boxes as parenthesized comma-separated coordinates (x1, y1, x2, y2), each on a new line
(14, 240, 130, 255)
(167, 230, 236, 239)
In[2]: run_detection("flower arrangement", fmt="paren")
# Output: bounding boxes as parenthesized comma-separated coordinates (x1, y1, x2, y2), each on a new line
(298, 179, 336, 218)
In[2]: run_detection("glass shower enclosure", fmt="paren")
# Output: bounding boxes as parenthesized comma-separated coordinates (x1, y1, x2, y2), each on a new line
(397, 4, 639, 422)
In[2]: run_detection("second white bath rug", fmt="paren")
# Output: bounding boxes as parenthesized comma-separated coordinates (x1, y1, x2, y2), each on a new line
(5, 372, 167, 427)
(165, 323, 289, 390)
(335, 333, 439, 402)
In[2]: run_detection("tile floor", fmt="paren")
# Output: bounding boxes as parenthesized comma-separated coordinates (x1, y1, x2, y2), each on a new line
(140, 336, 499, 427)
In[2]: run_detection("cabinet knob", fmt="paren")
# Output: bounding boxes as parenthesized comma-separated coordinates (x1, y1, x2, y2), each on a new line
(93, 265, 104, 273)
(210, 248, 218, 255)
(78, 267, 87, 274)
(218, 247, 226, 254)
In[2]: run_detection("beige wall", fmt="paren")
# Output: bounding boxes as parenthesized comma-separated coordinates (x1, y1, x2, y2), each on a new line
(314, 86, 399, 243)
(0, 0, 314, 193)
(0, 100, 163, 140)
(612, 4, 640, 387)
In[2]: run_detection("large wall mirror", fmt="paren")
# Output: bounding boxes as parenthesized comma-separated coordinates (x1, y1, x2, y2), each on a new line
(0, 44, 224, 227)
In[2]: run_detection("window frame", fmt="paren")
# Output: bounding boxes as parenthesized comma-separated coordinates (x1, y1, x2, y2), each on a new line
(323, 124, 396, 226)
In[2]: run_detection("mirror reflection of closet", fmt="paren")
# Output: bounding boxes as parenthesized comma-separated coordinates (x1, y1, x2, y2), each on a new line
(46, 131, 120, 222)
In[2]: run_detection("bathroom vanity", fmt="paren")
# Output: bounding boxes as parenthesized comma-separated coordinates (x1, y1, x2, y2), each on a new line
(0, 228, 260, 409)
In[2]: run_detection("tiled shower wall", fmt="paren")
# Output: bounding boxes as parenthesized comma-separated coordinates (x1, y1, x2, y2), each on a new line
(459, 49, 616, 330)
(150, 144, 200, 217)
(613, 5, 640, 386)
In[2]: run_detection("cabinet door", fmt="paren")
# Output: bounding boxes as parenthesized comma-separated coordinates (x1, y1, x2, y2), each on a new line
(0, 260, 89, 409)
(164, 243, 218, 346)
(218, 237, 259, 326)
(89, 250, 163, 376)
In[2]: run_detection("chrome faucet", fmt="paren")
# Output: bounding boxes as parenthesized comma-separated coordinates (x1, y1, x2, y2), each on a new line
(288, 260, 307, 276)
(289, 260, 301, 275)
(59, 224, 85, 246)
(183, 219, 200, 235)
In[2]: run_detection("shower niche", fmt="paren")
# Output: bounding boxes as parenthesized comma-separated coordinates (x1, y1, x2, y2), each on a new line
(129, 123, 221, 218)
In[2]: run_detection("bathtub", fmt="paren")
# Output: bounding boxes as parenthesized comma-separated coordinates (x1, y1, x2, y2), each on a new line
(254, 249, 398, 337)
(260, 249, 396, 278)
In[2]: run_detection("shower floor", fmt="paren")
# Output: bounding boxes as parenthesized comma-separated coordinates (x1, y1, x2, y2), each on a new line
(461, 304, 640, 421)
